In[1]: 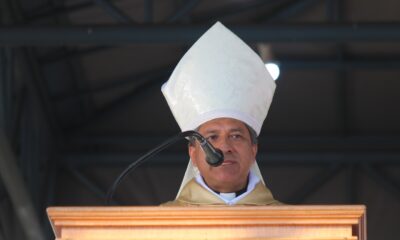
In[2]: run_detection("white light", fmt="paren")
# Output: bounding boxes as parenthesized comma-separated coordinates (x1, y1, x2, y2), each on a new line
(265, 62, 280, 81)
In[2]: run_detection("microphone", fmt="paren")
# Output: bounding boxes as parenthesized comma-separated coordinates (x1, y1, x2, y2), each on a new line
(200, 140, 224, 167)
(190, 132, 224, 167)
(106, 130, 224, 205)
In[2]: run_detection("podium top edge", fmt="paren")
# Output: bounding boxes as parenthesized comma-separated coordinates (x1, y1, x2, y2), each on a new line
(47, 205, 366, 215)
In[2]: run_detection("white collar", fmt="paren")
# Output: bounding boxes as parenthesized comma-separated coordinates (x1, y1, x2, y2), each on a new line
(195, 169, 260, 205)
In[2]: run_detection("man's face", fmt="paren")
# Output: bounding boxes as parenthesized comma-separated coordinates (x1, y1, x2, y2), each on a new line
(189, 118, 257, 193)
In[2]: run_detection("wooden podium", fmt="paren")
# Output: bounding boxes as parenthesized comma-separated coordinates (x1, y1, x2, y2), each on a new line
(47, 205, 366, 240)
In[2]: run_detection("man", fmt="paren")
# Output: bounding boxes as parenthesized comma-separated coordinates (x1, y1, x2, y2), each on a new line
(161, 22, 280, 206)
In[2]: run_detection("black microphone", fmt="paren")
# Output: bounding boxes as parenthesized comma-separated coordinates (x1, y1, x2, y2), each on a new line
(106, 130, 223, 205)
(190, 132, 224, 167)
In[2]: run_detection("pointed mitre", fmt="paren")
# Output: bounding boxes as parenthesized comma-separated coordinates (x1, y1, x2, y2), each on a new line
(161, 22, 275, 135)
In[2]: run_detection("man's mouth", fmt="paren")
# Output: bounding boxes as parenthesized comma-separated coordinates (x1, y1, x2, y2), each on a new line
(221, 160, 236, 166)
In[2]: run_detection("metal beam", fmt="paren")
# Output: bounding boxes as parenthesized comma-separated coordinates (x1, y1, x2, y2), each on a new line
(10, 85, 25, 149)
(69, 82, 163, 131)
(67, 167, 119, 205)
(346, 164, 357, 203)
(93, 0, 135, 23)
(361, 164, 400, 201)
(326, 0, 343, 21)
(144, 0, 153, 23)
(166, 0, 201, 23)
(193, 0, 275, 23)
(260, 0, 322, 22)
(20, 48, 63, 141)
(38, 46, 111, 63)
(0, 48, 12, 135)
(1, 23, 400, 45)
(2, 0, 62, 139)
(60, 151, 400, 167)
(280, 58, 400, 70)
(0, 130, 45, 240)
(66, 135, 400, 151)
(54, 65, 172, 101)
(26, 1, 93, 22)
(284, 163, 344, 203)
(38, 48, 400, 69)
(65, 68, 171, 132)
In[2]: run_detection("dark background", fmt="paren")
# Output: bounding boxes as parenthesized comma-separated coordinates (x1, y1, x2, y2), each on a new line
(0, 0, 399, 239)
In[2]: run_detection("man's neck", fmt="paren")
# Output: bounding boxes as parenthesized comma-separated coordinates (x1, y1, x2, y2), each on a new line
(203, 176, 249, 196)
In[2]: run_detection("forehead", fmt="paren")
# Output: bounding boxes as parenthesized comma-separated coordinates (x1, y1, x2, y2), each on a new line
(197, 118, 248, 133)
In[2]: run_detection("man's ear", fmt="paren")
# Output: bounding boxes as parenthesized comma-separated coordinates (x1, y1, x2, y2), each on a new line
(188, 144, 197, 167)
(252, 144, 258, 161)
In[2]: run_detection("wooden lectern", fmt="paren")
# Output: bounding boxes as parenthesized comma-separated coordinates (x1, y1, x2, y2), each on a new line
(47, 205, 366, 240)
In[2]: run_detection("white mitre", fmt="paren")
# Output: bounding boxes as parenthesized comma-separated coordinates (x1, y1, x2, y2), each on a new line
(161, 22, 276, 197)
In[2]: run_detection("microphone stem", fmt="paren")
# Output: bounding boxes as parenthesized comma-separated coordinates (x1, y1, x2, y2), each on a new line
(106, 131, 196, 205)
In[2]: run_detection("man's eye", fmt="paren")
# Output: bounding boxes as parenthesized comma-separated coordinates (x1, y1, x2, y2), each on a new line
(231, 134, 242, 140)
(206, 135, 217, 141)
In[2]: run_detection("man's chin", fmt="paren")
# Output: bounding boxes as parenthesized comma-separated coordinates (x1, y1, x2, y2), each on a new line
(214, 174, 240, 185)
(218, 163, 240, 174)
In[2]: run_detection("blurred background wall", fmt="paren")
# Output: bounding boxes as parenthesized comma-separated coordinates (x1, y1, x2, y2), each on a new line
(0, 0, 399, 239)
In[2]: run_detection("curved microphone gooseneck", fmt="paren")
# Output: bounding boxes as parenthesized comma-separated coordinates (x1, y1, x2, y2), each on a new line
(106, 130, 224, 205)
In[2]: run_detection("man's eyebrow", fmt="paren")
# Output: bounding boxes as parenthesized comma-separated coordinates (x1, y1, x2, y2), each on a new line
(202, 128, 245, 134)
(202, 129, 219, 134)
(229, 128, 245, 133)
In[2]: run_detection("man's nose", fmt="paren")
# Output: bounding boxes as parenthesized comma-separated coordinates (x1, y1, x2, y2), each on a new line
(216, 136, 233, 153)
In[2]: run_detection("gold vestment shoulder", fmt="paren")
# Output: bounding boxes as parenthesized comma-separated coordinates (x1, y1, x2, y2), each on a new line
(161, 179, 282, 206)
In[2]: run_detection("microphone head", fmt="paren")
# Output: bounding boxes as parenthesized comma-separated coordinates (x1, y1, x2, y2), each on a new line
(191, 131, 224, 167)
(206, 148, 224, 167)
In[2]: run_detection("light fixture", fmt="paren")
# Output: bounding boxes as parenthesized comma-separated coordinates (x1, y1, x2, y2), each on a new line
(265, 62, 280, 81)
